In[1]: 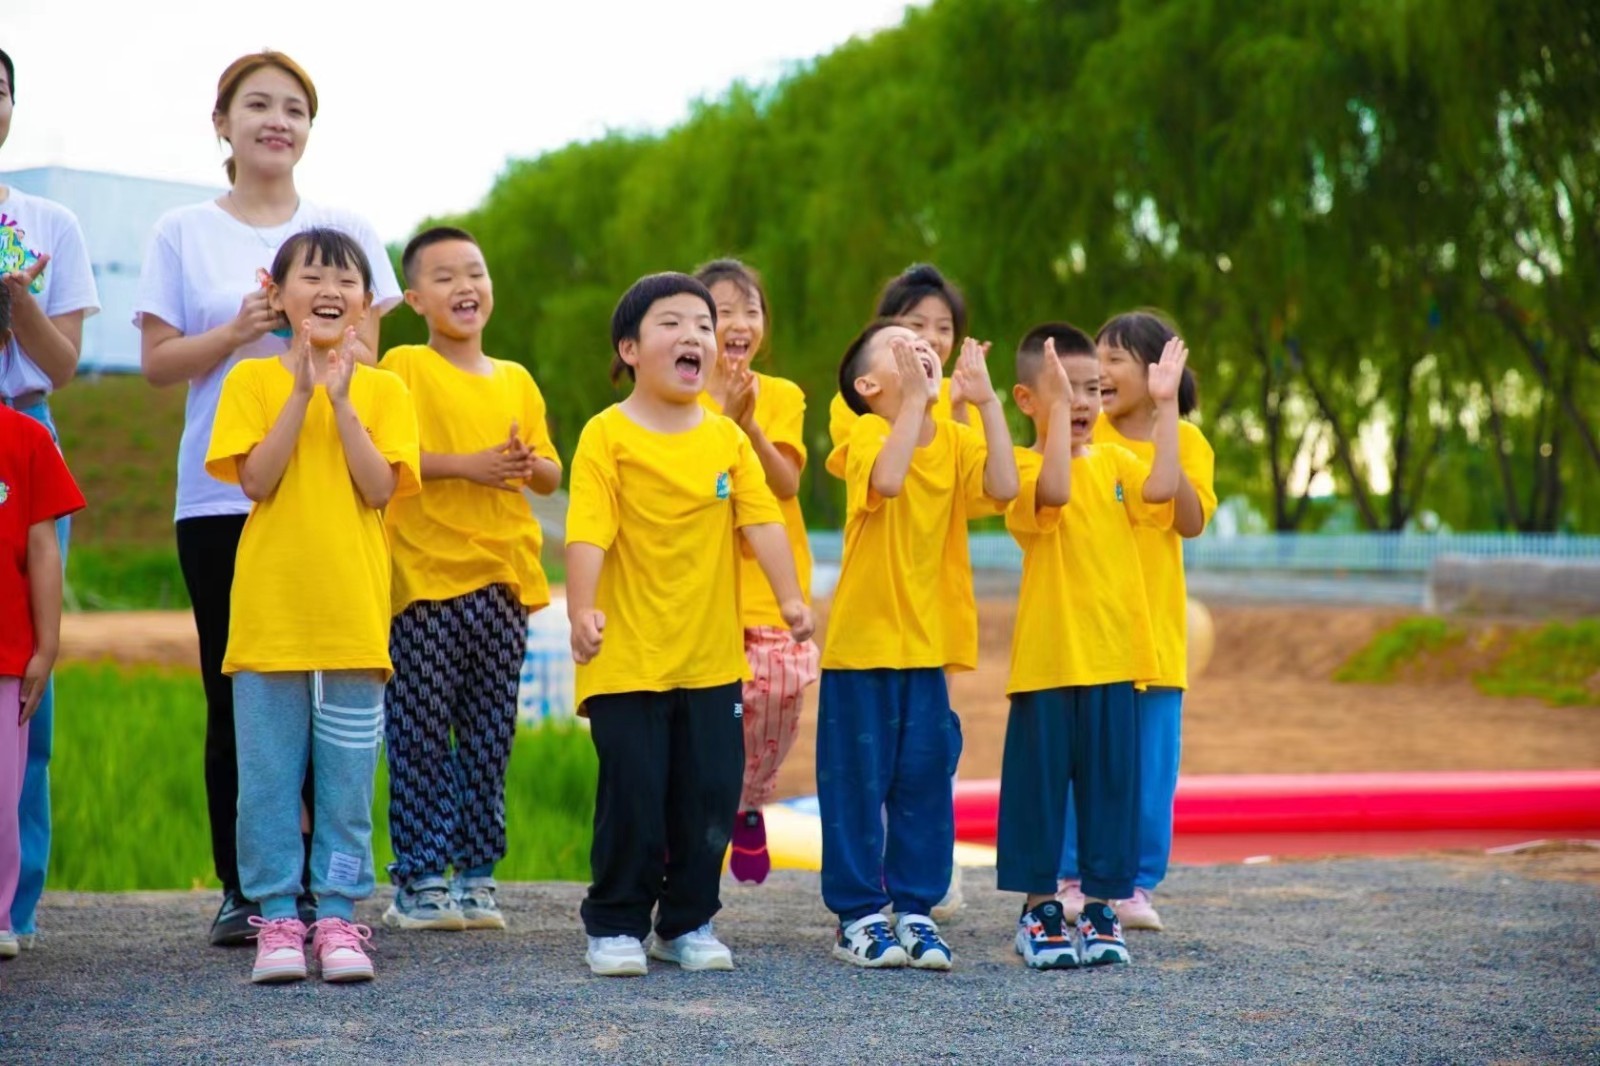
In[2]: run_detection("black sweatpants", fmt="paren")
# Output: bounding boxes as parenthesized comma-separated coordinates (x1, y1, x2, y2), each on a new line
(177, 515, 312, 895)
(580, 684, 744, 941)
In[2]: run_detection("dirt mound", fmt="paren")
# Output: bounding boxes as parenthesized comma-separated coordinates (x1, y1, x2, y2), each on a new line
(1203, 604, 1412, 681)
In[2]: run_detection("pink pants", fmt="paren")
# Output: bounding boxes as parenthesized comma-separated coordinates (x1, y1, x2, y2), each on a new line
(739, 628, 820, 811)
(0, 678, 28, 932)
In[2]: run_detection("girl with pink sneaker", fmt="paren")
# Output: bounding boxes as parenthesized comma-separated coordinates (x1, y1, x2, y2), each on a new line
(1057, 311, 1217, 932)
(693, 259, 819, 884)
(205, 229, 419, 983)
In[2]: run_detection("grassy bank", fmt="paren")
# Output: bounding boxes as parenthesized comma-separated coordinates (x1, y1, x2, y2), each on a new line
(1337, 617, 1600, 707)
(50, 664, 595, 891)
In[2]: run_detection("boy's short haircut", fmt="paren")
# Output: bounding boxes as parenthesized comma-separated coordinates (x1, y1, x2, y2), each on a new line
(1, 47, 15, 100)
(401, 225, 479, 286)
(1015, 321, 1095, 385)
(270, 227, 375, 294)
(837, 318, 900, 417)
(0, 272, 12, 333)
(609, 272, 716, 386)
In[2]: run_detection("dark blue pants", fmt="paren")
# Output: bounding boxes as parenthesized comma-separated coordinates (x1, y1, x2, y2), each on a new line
(996, 684, 1140, 901)
(816, 668, 961, 923)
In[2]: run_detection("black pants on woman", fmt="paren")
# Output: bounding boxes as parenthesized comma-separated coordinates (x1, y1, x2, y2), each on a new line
(177, 515, 312, 895)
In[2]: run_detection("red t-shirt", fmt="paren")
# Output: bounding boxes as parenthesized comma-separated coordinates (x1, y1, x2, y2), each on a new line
(0, 406, 86, 676)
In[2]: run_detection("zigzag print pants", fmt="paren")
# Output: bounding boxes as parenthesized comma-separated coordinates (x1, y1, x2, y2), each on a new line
(385, 584, 528, 886)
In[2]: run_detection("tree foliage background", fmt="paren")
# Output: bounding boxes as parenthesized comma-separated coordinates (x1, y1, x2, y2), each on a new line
(385, 0, 1599, 532)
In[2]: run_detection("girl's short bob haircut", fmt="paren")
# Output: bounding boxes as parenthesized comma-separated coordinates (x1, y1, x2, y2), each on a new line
(1096, 310, 1199, 416)
(609, 272, 717, 386)
(875, 263, 968, 345)
(837, 318, 903, 418)
(269, 227, 375, 292)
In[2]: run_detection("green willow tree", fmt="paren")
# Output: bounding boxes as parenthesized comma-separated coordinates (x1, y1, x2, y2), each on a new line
(389, 0, 1597, 531)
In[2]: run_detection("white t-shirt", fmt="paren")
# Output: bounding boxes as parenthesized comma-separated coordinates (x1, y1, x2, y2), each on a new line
(133, 199, 402, 521)
(0, 186, 102, 398)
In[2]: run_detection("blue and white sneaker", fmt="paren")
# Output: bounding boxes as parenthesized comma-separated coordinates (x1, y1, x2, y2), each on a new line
(452, 876, 507, 930)
(383, 875, 467, 931)
(1077, 901, 1132, 965)
(833, 914, 909, 968)
(1015, 900, 1079, 970)
(894, 913, 954, 970)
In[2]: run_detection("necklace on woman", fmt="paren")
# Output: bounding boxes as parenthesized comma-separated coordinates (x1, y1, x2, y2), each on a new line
(227, 191, 301, 249)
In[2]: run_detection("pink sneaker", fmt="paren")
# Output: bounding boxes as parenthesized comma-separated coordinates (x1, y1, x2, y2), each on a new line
(1055, 879, 1086, 918)
(311, 918, 375, 982)
(248, 916, 308, 983)
(1114, 887, 1164, 931)
(729, 810, 771, 885)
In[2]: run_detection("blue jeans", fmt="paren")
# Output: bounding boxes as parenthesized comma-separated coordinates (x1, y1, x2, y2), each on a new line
(12, 400, 69, 936)
(816, 668, 961, 923)
(234, 671, 385, 922)
(1059, 687, 1183, 892)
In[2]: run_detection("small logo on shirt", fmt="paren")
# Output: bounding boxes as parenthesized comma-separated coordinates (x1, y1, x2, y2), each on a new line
(0, 481, 9, 506)
(1115, 480, 1125, 504)
(715, 471, 731, 500)
(733, 702, 744, 719)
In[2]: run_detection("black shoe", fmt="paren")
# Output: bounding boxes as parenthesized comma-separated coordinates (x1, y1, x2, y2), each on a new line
(296, 892, 319, 929)
(209, 890, 261, 947)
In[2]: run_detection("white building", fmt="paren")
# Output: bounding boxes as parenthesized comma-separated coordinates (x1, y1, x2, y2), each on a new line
(2, 166, 225, 373)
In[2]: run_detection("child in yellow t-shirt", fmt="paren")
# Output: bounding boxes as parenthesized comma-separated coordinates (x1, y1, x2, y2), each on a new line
(825, 264, 970, 467)
(997, 323, 1182, 972)
(1057, 311, 1217, 932)
(692, 259, 820, 886)
(819, 321, 1017, 970)
(566, 272, 814, 978)
(377, 227, 564, 934)
(205, 228, 420, 985)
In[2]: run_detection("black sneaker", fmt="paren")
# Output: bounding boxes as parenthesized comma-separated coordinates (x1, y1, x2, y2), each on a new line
(209, 889, 261, 947)
(1077, 901, 1131, 965)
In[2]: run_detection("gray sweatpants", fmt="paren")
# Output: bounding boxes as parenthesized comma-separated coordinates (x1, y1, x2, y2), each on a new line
(234, 670, 385, 921)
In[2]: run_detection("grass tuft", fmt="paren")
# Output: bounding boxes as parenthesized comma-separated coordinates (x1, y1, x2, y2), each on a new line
(50, 663, 596, 892)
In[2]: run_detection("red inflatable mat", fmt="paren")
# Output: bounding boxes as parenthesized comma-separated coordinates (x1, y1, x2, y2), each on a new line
(953, 771, 1600, 847)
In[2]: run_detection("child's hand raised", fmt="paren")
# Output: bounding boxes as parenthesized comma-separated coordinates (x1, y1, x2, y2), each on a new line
(722, 362, 757, 431)
(780, 599, 815, 645)
(570, 609, 606, 664)
(891, 334, 939, 413)
(1036, 337, 1076, 410)
(291, 323, 317, 398)
(1147, 336, 1189, 408)
(327, 327, 359, 404)
(951, 336, 999, 408)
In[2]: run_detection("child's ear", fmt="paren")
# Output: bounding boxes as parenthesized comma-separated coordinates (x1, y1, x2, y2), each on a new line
(618, 338, 641, 369)
(360, 290, 374, 313)
(403, 289, 424, 316)
(854, 374, 882, 401)
(1013, 382, 1034, 416)
(266, 282, 284, 313)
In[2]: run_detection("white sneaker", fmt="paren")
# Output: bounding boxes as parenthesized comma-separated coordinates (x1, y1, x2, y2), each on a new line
(586, 935, 648, 977)
(649, 922, 734, 971)
(0, 930, 18, 959)
(894, 913, 954, 971)
(931, 865, 965, 922)
(832, 914, 909, 968)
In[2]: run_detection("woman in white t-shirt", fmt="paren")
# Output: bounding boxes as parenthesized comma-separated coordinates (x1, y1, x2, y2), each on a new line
(133, 50, 401, 948)
(1, 44, 103, 956)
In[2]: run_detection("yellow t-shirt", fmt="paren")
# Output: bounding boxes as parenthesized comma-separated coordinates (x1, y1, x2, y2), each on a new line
(206, 358, 421, 677)
(566, 404, 786, 709)
(1091, 414, 1218, 689)
(379, 345, 562, 616)
(820, 414, 1005, 672)
(699, 372, 814, 627)
(825, 378, 954, 478)
(1005, 444, 1173, 695)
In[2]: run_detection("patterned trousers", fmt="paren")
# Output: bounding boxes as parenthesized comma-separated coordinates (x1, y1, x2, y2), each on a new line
(385, 584, 528, 886)
(739, 627, 820, 811)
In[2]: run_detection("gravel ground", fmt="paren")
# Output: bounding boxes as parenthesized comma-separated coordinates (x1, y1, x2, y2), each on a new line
(2, 858, 1596, 1065)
